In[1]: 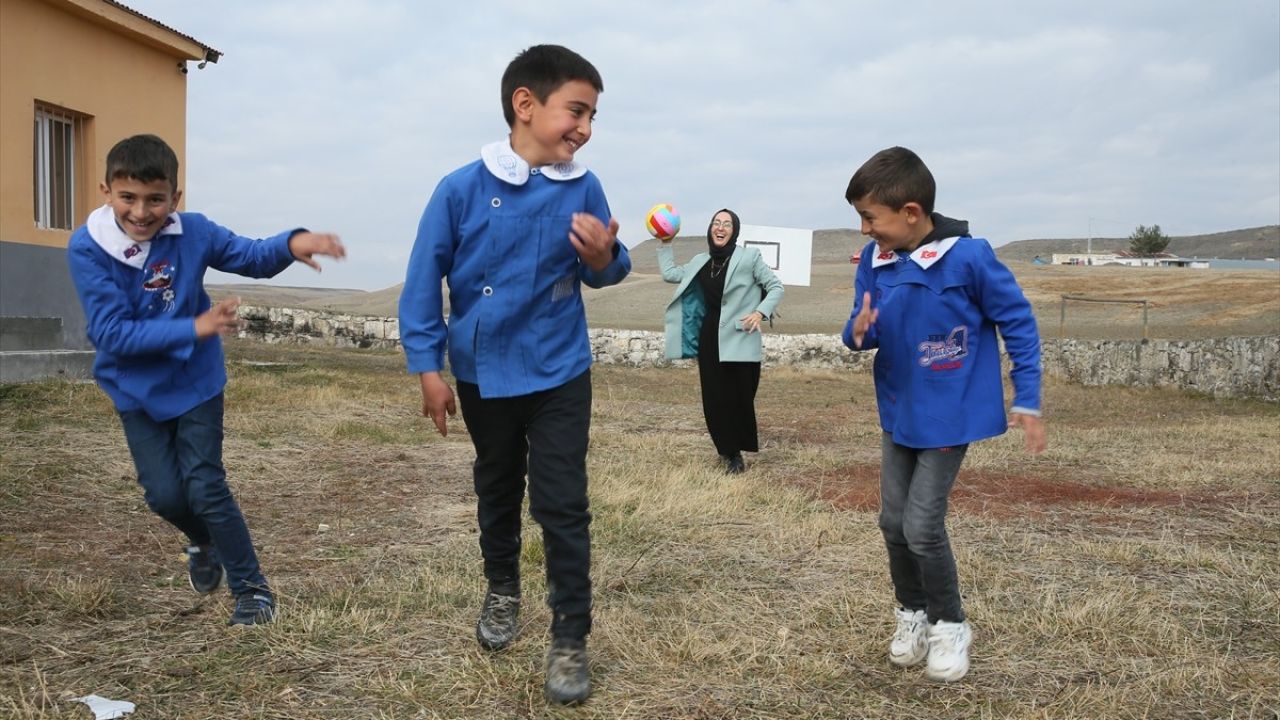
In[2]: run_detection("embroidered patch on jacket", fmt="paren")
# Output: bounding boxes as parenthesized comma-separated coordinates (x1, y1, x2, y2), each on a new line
(917, 325, 968, 370)
(142, 260, 178, 313)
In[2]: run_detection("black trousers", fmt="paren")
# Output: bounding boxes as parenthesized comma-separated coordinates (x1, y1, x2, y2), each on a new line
(697, 354, 761, 456)
(457, 370, 593, 640)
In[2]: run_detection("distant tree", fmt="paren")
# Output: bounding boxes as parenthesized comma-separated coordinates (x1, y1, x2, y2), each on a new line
(1128, 224, 1170, 256)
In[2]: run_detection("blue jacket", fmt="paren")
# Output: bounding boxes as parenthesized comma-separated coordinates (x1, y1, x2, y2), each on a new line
(399, 141, 631, 398)
(67, 206, 298, 421)
(659, 244, 784, 362)
(842, 229, 1041, 448)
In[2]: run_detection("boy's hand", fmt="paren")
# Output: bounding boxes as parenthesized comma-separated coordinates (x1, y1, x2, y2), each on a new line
(1009, 413, 1047, 454)
(569, 213, 619, 272)
(418, 372, 457, 437)
(289, 232, 346, 271)
(195, 296, 242, 339)
(852, 291, 879, 348)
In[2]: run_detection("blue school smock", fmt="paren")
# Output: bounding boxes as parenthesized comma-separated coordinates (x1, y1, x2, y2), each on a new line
(67, 206, 299, 421)
(399, 141, 631, 398)
(842, 233, 1042, 449)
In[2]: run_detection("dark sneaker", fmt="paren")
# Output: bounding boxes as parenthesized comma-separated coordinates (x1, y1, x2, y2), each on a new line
(544, 638, 590, 705)
(228, 591, 276, 626)
(475, 590, 521, 650)
(184, 545, 223, 595)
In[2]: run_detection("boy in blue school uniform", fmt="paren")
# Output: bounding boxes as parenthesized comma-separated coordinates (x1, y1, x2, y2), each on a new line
(67, 134, 345, 626)
(398, 45, 630, 705)
(842, 146, 1047, 682)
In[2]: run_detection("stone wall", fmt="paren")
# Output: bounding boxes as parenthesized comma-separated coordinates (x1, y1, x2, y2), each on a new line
(236, 305, 1278, 400)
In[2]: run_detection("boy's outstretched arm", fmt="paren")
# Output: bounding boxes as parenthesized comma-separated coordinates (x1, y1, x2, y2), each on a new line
(1009, 413, 1047, 454)
(289, 232, 346, 271)
(418, 371, 457, 437)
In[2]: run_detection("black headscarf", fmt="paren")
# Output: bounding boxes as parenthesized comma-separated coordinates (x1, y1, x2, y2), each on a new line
(706, 208, 740, 260)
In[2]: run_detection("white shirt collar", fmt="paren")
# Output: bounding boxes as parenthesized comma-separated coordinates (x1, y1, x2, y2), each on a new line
(86, 204, 183, 269)
(869, 236, 960, 270)
(480, 139, 587, 186)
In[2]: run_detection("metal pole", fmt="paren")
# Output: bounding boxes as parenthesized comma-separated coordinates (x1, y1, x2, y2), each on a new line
(1059, 296, 1066, 338)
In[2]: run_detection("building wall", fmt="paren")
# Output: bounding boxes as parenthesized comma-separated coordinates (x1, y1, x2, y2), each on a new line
(0, 0, 200, 350)
(0, 242, 92, 348)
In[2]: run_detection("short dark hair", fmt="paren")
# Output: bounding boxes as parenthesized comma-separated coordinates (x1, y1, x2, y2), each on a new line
(501, 45, 603, 127)
(105, 134, 179, 191)
(844, 146, 935, 214)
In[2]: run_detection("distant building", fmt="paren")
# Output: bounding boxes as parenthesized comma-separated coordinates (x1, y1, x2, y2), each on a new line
(0, 0, 219, 381)
(1051, 252, 1209, 269)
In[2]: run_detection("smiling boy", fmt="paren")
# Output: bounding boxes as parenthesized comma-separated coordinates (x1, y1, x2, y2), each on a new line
(842, 146, 1046, 682)
(398, 45, 630, 705)
(67, 134, 345, 626)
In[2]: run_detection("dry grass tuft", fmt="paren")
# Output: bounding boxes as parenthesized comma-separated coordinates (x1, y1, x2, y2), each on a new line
(1, 339, 1277, 718)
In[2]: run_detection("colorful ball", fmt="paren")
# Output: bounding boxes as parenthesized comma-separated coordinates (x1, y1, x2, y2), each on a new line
(645, 203, 681, 241)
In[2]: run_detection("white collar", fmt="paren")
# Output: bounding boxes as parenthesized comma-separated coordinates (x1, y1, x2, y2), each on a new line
(480, 139, 587, 186)
(870, 236, 960, 270)
(86, 204, 183, 269)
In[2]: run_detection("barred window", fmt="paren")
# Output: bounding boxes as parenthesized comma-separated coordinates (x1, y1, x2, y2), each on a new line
(33, 103, 85, 230)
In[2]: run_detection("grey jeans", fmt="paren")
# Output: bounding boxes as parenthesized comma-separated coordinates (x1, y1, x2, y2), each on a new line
(878, 432, 969, 624)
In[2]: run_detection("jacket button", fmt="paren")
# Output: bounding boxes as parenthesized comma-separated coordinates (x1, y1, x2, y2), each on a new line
(482, 286, 493, 296)
(491, 197, 501, 208)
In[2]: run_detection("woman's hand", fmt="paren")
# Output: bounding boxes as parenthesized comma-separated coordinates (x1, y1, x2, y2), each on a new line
(741, 310, 766, 333)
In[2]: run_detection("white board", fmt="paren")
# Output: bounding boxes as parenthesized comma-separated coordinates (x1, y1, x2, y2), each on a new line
(738, 224, 812, 287)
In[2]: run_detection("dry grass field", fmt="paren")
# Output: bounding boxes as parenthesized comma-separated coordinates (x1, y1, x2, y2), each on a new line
(2, 338, 1277, 719)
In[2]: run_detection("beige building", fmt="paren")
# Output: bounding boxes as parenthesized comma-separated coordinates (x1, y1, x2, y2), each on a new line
(0, 0, 218, 381)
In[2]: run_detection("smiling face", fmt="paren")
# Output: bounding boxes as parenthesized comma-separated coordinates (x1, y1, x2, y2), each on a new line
(510, 79, 598, 166)
(852, 197, 926, 254)
(101, 176, 181, 243)
(709, 211, 736, 247)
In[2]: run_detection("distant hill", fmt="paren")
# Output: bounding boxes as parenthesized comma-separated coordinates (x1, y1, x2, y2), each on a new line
(208, 283, 404, 317)
(994, 225, 1279, 263)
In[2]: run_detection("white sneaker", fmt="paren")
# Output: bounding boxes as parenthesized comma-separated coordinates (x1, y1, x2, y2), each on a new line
(926, 620, 972, 682)
(888, 608, 929, 667)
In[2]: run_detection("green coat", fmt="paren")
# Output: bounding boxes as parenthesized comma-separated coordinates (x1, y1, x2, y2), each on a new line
(659, 244, 784, 361)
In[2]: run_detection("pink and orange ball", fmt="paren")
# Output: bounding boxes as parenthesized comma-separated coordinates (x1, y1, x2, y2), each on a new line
(645, 203, 681, 241)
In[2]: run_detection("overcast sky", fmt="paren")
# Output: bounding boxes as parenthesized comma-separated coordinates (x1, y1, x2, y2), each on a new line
(123, 0, 1280, 291)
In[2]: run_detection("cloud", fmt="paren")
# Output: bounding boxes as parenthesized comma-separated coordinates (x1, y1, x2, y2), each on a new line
(121, 0, 1280, 290)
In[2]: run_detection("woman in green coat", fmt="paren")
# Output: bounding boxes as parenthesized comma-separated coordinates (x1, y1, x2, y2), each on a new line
(659, 209, 784, 473)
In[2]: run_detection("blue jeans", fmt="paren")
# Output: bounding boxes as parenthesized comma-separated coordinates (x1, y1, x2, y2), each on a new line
(878, 432, 968, 624)
(118, 394, 268, 597)
(457, 371, 593, 641)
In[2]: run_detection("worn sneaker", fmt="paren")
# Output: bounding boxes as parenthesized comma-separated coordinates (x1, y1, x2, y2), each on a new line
(474, 590, 521, 651)
(925, 620, 972, 682)
(184, 545, 223, 595)
(889, 608, 929, 667)
(228, 591, 276, 626)
(544, 637, 590, 705)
